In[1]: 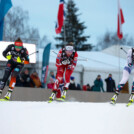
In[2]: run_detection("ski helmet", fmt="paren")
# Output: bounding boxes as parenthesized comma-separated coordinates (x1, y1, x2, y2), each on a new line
(14, 38, 23, 49)
(65, 42, 74, 51)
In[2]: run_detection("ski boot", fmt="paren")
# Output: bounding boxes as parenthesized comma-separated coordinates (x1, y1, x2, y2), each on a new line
(110, 93, 118, 105)
(126, 93, 134, 107)
(4, 89, 13, 101)
(48, 91, 56, 103)
(57, 87, 67, 102)
(0, 90, 12, 101)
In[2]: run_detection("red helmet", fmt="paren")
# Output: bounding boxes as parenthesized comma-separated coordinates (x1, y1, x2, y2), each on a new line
(14, 38, 23, 49)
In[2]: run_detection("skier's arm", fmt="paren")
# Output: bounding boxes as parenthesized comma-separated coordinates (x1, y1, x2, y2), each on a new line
(22, 48, 29, 64)
(72, 52, 78, 67)
(2, 44, 13, 58)
(56, 50, 62, 67)
(127, 49, 132, 65)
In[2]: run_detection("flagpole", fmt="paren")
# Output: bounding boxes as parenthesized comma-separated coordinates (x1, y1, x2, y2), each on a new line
(117, 0, 125, 82)
(63, 20, 66, 46)
(118, 0, 120, 82)
(63, 0, 66, 47)
(118, 42, 121, 82)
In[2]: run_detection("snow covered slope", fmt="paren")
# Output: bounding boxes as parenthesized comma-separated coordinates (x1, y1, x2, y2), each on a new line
(0, 102, 133, 134)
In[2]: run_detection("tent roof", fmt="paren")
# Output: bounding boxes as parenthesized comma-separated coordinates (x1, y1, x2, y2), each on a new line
(39, 47, 126, 71)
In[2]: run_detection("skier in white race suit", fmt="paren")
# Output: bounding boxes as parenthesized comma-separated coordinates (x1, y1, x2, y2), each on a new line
(111, 48, 134, 104)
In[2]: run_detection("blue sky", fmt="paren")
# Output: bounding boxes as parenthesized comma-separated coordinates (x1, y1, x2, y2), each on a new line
(11, 0, 134, 46)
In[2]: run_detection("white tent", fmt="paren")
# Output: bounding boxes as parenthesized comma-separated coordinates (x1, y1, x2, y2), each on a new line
(38, 45, 133, 92)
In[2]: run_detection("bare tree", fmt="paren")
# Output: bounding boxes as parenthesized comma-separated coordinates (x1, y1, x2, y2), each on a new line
(96, 31, 134, 51)
(3, 6, 40, 45)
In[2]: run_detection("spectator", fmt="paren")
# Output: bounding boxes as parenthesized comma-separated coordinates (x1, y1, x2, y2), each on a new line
(30, 71, 42, 88)
(86, 84, 92, 91)
(105, 74, 116, 92)
(16, 73, 23, 87)
(49, 71, 56, 83)
(21, 69, 35, 87)
(69, 76, 77, 90)
(47, 71, 56, 89)
(82, 84, 91, 91)
(76, 84, 81, 90)
(92, 75, 104, 92)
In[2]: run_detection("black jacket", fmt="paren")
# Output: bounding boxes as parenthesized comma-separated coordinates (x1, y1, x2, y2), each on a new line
(3, 44, 29, 63)
(105, 77, 116, 92)
(21, 73, 35, 87)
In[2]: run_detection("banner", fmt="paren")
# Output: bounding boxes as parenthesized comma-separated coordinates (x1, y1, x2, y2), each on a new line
(0, 0, 12, 40)
(41, 43, 51, 88)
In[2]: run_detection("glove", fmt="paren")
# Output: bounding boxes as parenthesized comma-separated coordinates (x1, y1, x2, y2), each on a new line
(128, 63, 133, 67)
(17, 57, 22, 63)
(62, 59, 70, 65)
(67, 65, 75, 70)
(24, 60, 29, 64)
(6, 55, 12, 60)
(61, 60, 68, 65)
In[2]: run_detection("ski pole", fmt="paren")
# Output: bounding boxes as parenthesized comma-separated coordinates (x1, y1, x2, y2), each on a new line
(27, 51, 39, 57)
(120, 47, 127, 54)
(51, 50, 88, 61)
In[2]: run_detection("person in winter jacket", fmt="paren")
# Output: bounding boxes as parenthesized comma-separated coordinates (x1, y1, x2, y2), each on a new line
(92, 75, 104, 92)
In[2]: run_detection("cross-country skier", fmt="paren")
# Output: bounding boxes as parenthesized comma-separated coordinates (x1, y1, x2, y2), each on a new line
(48, 42, 78, 102)
(0, 38, 29, 100)
(111, 48, 134, 106)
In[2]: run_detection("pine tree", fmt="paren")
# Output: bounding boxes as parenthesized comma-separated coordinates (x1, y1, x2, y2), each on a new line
(55, 0, 92, 51)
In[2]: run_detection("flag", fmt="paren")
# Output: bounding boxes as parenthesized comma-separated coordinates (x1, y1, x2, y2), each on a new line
(0, 0, 12, 40)
(41, 43, 51, 88)
(117, 0, 125, 39)
(55, 0, 65, 34)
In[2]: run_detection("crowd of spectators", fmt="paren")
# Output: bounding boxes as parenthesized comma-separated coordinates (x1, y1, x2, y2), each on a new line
(16, 69, 42, 88)
(82, 74, 116, 92)
(46, 71, 116, 93)
(14, 69, 129, 94)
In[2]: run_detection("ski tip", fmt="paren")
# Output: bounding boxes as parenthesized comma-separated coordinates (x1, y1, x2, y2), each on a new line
(0, 99, 9, 101)
(110, 101, 116, 105)
(56, 98, 65, 102)
(126, 103, 132, 107)
(48, 100, 53, 103)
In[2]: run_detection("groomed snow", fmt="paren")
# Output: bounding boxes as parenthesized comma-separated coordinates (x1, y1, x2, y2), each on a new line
(0, 101, 133, 134)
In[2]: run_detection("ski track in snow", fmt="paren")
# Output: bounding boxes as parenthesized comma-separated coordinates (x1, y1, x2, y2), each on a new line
(0, 101, 133, 134)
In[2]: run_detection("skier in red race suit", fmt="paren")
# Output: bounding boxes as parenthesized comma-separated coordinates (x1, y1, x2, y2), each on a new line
(49, 42, 78, 102)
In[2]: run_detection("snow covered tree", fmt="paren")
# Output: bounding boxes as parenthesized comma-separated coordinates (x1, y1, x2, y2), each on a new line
(55, 0, 92, 51)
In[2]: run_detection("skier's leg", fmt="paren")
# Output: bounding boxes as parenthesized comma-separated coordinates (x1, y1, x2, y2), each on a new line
(0, 61, 13, 96)
(128, 77, 134, 103)
(4, 75, 16, 100)
(111, 67, 130, 103)
(56, 82, 64, 98)
(4, 65, 23, 100)
(61, 67, 74, 99)
(49, 66, 65, 101)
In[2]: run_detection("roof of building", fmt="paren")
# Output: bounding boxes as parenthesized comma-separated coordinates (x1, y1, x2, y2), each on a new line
(39, 45, 127, 71)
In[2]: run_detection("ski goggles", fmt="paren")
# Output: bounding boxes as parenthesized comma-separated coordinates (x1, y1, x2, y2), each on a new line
(15, 46, 22, 49)
(65, 46, 74, 52)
